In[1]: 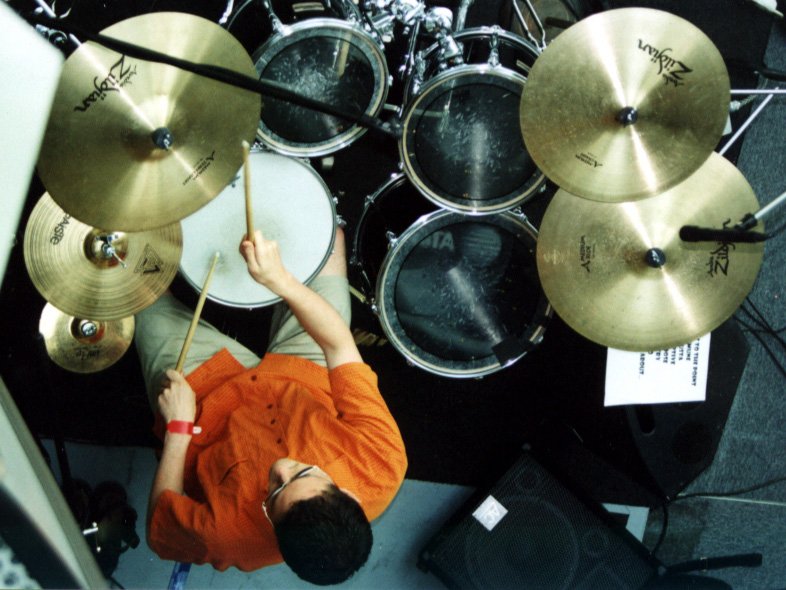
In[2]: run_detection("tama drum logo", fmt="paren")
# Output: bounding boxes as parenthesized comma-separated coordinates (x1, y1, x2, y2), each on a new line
(579, 235, 595, 272)
(706, 219, 734, 277)
(74, 55, 138, 112)
(50, 214, 71, 245)
(420, 230, 455, 252)
(638, 40, 692, 87)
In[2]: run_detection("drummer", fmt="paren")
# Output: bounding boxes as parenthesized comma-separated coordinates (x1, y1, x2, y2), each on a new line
(134, 228, 407, 584)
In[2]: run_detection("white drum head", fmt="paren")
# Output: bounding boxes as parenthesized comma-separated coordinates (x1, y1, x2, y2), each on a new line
(180, 151, 336, 308)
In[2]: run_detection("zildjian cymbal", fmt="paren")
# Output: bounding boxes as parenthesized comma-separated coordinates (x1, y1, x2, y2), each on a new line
(519, 7, 730, 202)
(39, 303, 135, 373)
(23, 193, 182, 320)
(536, 153, 763, 351)
(36, 12, 260, 232)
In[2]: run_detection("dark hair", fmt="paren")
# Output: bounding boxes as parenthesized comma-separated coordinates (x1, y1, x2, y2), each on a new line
(274, 485, 372, 585)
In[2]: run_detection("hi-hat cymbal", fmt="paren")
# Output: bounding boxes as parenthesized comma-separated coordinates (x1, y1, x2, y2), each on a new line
(536, 153, 763, 351)
(36, 12, 261, 232)
(39, 303, 135, 373)
(24, 193, 182, 320)
(519, 8, 730, 202)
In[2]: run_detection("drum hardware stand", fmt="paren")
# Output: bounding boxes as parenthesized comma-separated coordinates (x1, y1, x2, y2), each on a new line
(31, 0, 81, 49)
(453, 0, 473, 32)
(510, 0, 547, 50)
(23, 11, 403, 140)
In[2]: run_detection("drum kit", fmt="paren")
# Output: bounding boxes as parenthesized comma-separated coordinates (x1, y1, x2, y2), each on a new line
(18, 0, 768, 377)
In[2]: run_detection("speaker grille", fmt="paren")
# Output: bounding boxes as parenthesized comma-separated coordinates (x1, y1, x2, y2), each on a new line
(421, 454, 658, 590)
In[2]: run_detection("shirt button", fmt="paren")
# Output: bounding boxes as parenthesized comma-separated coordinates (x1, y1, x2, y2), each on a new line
(270, 419, 276, 425)
(267, 404, 273, 409)
(276, 438, 282, 444)
(250, 375, 257, 381)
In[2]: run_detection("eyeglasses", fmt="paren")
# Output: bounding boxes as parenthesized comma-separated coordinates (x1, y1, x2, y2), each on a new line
(262, 465, 316, 522)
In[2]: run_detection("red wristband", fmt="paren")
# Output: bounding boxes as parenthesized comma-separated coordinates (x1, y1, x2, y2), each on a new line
(167, 420, 198, 435)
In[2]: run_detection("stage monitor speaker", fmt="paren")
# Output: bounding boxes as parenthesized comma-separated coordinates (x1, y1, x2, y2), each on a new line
(533, 318, 750, 504)
(418, 451, 660, 590)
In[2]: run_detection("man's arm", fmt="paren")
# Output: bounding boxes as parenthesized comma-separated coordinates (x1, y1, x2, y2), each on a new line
(147, 369, 196, 526)
(240, 229, 362, 369)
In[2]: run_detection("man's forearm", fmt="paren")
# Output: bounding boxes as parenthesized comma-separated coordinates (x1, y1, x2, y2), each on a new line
(276, 273, 362, 368)
(147, 433, 191, 524)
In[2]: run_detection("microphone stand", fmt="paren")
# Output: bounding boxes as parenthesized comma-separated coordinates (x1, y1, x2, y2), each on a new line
(22, 11, 402, 140)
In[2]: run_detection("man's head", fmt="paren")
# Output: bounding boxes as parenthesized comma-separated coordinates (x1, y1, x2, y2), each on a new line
(264, 459, 372, 585)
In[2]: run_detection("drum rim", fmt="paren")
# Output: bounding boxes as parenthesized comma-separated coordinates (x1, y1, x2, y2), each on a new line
(399, 66, 546, 214)
(250, 19, 389, 157)
(179, 151, 337, 308)
(375, 208, 552, 378)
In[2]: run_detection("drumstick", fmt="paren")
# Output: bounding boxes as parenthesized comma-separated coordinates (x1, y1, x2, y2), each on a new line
(175, 251, 221, 373)
(242, 140, 254, 244)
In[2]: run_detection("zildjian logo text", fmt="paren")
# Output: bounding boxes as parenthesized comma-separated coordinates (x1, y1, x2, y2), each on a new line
(74, 55, 137, 112)
(637, 40, 693, 87)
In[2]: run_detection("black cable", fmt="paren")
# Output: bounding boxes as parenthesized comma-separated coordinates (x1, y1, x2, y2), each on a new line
(675, 474, 786, 501)
(649, 501, 669, 557)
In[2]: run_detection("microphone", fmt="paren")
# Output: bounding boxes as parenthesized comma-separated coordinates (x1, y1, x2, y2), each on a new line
(679, 225, 768, 243)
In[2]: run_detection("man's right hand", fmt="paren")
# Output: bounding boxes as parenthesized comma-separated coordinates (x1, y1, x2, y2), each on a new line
(239, 230, 296, 296)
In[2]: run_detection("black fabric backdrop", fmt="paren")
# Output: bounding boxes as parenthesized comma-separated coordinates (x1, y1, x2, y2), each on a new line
(0, 0, 773, 506)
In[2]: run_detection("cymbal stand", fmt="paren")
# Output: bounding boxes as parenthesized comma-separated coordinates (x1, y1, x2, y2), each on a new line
(718, 91, 776, 156)
(510, 0, 547, 50)
(31, 0, 80, 49)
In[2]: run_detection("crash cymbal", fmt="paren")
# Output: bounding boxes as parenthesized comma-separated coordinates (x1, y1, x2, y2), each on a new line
(39, 303, 134, 373)
(519, 8, 730, 202)
(36, 12, 260, 232)
(536, 153, 763, 351)
(24, 193, 182, 320)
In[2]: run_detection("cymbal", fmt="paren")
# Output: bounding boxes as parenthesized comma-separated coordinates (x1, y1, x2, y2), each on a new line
(39, 303, 135, 373)
(24, 193, 182, 320)
(536, 153, 763, 351)
(519, 8, 730, 202)
(36, 12, 261, 232)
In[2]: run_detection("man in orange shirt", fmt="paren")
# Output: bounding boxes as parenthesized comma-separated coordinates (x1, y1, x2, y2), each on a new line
(134, 228, 407, 584)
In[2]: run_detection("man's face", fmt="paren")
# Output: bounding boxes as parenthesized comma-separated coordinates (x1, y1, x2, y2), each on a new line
(264, 458, 335, 523)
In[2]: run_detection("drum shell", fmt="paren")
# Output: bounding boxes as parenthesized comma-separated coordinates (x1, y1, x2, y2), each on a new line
(226, 0, 389, 157)
(399, 27, 545, 215)
(180, 151, 336, 308)
(353, 174, 553, 378)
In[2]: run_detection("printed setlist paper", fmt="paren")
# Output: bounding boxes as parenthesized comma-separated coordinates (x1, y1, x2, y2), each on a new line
(604, 334, 711, 406)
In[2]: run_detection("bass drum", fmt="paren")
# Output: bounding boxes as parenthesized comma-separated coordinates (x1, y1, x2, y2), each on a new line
(352, 174, 552, 378)
(225, 0, 389, 157)
(399, 26, 545, 215)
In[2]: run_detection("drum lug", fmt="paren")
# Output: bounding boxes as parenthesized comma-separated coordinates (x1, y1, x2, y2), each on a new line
(488, 25, 502, 68)
(509, 206, 529, 222)
(385, 230, 398, 247)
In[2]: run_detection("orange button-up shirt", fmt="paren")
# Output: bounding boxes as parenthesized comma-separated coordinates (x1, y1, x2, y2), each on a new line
(147, 349, 407, 571)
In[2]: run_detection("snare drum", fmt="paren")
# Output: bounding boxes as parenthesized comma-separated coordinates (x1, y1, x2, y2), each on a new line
(225, 0, 389, 157)
(400, 26, 545, 215)
(180, 151, 336, 308)
(352, 174, 552, 378)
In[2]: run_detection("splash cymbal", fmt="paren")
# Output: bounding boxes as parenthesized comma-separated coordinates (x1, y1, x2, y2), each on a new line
(36, 12, 260, 231)
(39, 303, 135, 373)
(519, 8, 730, 202)
(23, 193, 182, 320)
(536, 153, 763, 351)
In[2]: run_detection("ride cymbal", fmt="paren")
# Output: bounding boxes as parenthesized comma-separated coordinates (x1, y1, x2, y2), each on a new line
(36, 12, 260, 231)
(519, 8, 730, 202)
(24, 193, 182, 320)
(536, 153, 763, 351)
(39, 303, 135, 373)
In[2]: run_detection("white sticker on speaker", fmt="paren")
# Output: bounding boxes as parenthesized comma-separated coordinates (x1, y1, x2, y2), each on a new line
(472, 495, 508, 531)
